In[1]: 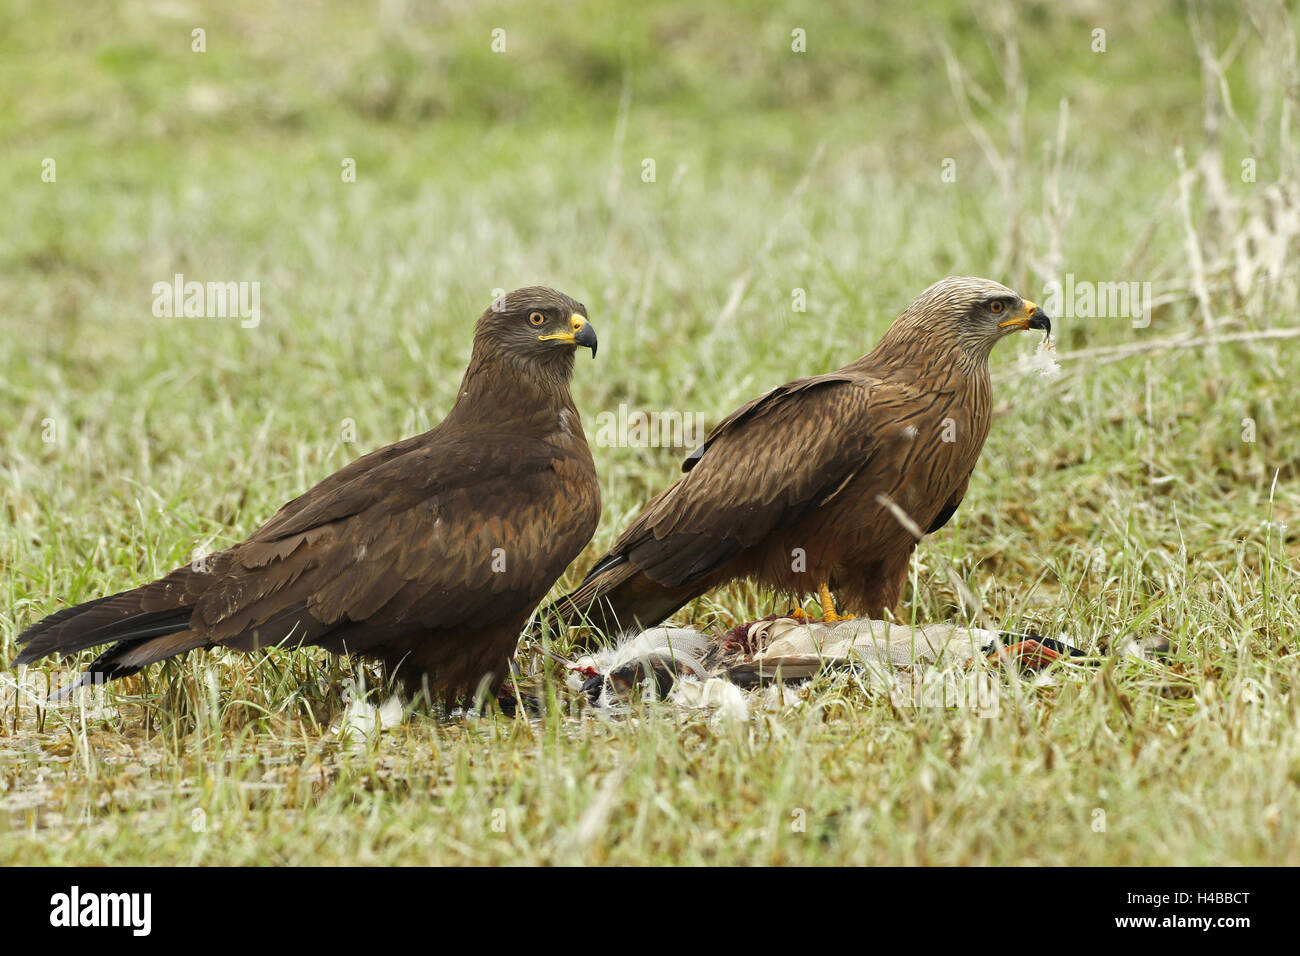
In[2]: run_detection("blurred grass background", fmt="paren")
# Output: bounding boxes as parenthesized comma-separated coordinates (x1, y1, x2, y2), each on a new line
(1, 0, 1298, 865)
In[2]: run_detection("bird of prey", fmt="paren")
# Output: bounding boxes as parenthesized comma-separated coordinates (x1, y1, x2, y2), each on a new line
(539, 276, 1049, 641)
(15, 287, 601, 705)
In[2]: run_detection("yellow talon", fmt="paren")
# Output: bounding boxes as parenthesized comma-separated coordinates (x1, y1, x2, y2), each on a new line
(818, 583, 853, 623)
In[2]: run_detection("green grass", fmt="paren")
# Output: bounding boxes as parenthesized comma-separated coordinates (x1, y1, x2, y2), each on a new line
(2, 0, 1298, 865)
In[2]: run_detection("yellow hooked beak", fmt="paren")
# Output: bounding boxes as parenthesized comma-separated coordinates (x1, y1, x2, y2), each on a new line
(539, 314, 598, 357)
(998, 300, 1045, 332)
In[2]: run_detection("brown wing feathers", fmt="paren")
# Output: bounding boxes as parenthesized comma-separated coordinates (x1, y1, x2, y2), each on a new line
(537, 377, 885, 637)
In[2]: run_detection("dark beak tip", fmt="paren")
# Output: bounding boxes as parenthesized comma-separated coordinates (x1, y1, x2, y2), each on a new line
(1028, 312, 1052, 334)
(573, 322, 598, 357)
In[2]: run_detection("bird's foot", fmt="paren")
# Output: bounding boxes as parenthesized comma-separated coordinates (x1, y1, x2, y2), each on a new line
(818, 583, 854, 623)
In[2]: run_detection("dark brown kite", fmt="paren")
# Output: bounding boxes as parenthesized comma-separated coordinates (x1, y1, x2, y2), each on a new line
(16, 287, 601, 704)
(540, 276, 1049, 640)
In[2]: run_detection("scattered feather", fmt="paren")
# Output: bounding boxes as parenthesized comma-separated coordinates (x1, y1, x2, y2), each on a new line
(672, 677, 751, 723)
(332, 694, 404, 739)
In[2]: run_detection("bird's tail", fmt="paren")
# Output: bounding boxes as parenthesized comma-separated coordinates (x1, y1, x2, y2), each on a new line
(13, 568, 210, 694)
(533, 557, 705, 648)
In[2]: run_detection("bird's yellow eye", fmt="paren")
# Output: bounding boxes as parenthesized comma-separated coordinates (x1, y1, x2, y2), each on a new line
(528, 311, 545, 326)
(990, 301, 1005, 314)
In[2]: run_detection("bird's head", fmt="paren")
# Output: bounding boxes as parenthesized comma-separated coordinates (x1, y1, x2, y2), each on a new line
(474, 286, 597, 372)
(882, 276, 1051, 369)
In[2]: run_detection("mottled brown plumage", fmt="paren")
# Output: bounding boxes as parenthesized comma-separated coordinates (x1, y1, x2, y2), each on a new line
(541, 276, 1049, 641)
(16, 287, 601, 704)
